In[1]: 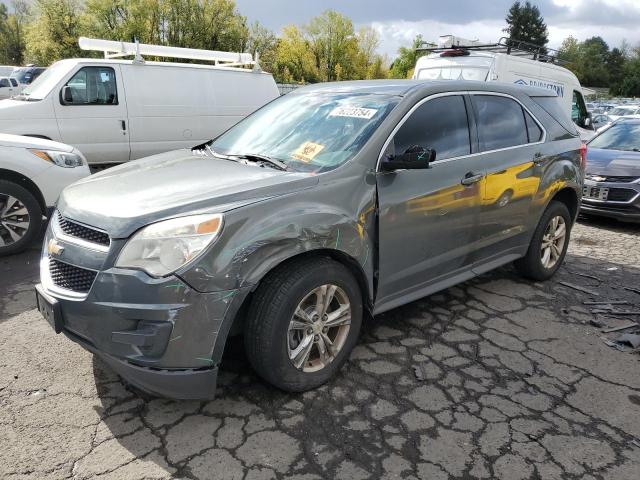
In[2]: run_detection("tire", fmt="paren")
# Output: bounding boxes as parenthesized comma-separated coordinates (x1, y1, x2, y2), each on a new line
(0, 180, 43, 256)
(244, 256, 363, 392)
(514, 200, 572, 281)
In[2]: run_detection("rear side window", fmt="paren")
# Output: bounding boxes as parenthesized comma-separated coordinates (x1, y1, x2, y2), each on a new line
(392, 95, 471, 161)
(532, 96, 578, 136)
(525, 111, 543, 142)
(0, 78, 9, 88)
(473, 95, 528, 151)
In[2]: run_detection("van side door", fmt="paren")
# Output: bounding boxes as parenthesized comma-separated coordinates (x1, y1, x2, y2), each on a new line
(468, 93, 545, 270)
(53, 65, 130, 163)
(375, 94, 486, 313)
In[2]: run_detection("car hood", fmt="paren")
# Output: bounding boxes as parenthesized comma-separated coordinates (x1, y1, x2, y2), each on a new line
(586, 148, 640, 177)
(0, 133, 73, 152)
(57, 149, 319, 238)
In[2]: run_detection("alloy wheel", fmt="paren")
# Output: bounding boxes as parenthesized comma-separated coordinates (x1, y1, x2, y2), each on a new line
(540, 215, 566, 269)
(0, 194, 30, 247)
(287, 284, 352, 373)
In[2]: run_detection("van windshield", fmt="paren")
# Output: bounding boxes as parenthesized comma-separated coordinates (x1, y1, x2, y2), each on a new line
(210, 91, 399, 173)
(19, 62, 71, 100)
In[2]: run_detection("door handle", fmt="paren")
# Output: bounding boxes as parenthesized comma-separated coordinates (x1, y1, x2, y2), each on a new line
(461, 172, 484, 186)
(121, 120, 126, 131)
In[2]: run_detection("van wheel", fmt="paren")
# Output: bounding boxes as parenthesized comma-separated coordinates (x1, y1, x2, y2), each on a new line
(515, 200, 571, 281)
(0, 180, 42, 256)
(244, 257, 362, 392)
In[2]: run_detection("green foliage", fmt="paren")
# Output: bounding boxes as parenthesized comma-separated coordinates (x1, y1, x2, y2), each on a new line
(504, 1, 548, 48)
(0, 1, 28, 65)
(389, 35, 423, 79)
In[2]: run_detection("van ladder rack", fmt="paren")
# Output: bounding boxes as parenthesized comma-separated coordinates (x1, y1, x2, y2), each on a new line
(416, 37, 568, 65)
(78, 37, 258, 70)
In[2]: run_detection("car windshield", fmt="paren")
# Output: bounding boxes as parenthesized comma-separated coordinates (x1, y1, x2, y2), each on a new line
(210, 91, 399, 173)
(589, 122, 640, 152)
(20, 62, 70, 100)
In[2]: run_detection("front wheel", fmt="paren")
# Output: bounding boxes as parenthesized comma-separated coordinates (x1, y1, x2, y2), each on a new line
(0, 180, 43, 256)
(514, 200, 571, 281)
(244, 257, 363, 392)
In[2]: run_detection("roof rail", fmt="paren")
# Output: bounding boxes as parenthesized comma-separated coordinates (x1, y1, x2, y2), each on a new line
(78, 37, 255, 68)
(416, 36, 568, 65)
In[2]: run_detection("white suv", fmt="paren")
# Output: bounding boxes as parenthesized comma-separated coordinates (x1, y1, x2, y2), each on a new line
(0, 134, 90, 255)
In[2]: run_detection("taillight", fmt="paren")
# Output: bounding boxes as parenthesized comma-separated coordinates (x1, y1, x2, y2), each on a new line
(579, 143, 587, 171)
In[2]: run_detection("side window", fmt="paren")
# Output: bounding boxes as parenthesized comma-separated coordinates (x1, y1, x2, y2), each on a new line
(524, 110, 543, 143)
(62, 67, 118, 106)
(474, 95, 528, 151)
(571, 90, 588, 127)
(9, 78, 18, 87)
(392, 95, 471, 161)
(0, 79, 9, 88)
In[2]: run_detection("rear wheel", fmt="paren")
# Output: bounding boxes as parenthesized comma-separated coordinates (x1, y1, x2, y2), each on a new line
(515, 200, 571, 281)
(244, 257, 363, 392)
(0, 180, 42, 256)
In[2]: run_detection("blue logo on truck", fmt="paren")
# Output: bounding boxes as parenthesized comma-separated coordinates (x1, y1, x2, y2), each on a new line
(514, 78, 564, 97)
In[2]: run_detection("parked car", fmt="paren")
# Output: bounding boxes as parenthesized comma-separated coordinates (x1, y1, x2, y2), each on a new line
(592, 113, 612, 130)
(413, 35, 594, 138)
(35, 80, 583, 399)
(607, 105, 640, 121)
(0, 76, 19, 99)
(0, 38, 279, 164)
(10, 65, 46, 88)
(0, 134, 90, 255)
(581, 117, 640, 222)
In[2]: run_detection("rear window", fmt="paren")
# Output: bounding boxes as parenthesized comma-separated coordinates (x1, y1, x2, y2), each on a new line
(588, 122, 640, 152)
(531, 96, 578, 136)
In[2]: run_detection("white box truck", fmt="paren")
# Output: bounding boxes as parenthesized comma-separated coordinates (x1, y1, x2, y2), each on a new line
(0, 38, 279, 164)
(413, 35, 594, 138)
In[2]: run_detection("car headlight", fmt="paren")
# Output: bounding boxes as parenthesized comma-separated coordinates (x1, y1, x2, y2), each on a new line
(29, 149, 85, 168)
(116, 214, 223, 277)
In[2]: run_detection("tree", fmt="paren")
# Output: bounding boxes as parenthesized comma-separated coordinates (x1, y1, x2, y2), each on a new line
(0, 0, 29, 65)
(504, 1, 548, 48)
(389, 35, 423, 79)
(305, 10, 358, 81)
(273, 25, 318, 83)
(25, 0, 84, 65)
(246, 21, 277, 72)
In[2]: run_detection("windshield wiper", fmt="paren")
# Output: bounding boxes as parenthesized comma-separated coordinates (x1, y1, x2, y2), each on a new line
(233, 153, 289, 171)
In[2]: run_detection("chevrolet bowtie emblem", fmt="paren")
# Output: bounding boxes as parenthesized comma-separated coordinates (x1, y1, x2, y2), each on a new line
(590, 176, 606, 182)
(48, 239, 64, 256)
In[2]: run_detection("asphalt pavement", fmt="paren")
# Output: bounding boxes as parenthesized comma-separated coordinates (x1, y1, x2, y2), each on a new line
(1, 216, 639, 479)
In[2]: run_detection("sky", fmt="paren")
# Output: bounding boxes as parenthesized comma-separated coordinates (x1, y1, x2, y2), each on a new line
(235, 0, 640, 58)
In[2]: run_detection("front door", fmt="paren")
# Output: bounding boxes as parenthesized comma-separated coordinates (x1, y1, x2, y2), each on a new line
(53, 65, 130, 163)
(469, 93, 544, 266)
(376, 94, 485, 311)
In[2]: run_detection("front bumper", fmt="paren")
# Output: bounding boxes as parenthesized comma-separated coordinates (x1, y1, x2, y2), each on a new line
(37, 216, 251, 399)
(580, 180, 640, 222)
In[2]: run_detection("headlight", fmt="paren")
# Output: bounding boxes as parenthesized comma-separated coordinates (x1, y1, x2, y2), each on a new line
(116, 214, 223, 277)
(29, 149, 85, 168)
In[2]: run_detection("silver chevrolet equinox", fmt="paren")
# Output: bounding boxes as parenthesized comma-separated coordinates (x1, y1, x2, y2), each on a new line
(36, 80, 584, 399)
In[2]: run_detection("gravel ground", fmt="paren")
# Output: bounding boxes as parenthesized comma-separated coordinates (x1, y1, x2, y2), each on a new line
(1, 216, 640, 479)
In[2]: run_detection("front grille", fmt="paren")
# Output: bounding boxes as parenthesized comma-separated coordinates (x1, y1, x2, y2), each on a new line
(586, 175, 639, 183)
(606, 188, 637, 202)
(49, 259, 97, 293)
(57, 212, 110, 247)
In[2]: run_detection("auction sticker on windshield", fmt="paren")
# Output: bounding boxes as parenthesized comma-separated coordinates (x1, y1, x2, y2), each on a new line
(293, 141, 325, 163)
(329, 107, 378, 119)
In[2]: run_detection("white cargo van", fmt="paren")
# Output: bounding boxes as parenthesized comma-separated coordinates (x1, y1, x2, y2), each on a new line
(0, 38, 279, 164)
(413, 36, 594, 137)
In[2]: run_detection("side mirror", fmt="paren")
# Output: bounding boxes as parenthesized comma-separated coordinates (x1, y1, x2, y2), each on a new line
(584, 112, 594, 130)
(61, 85, 73, 104)
(381, 145, 435, 171)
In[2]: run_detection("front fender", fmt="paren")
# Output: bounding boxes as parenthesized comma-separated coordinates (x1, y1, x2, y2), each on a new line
(179, 182, 377, 302)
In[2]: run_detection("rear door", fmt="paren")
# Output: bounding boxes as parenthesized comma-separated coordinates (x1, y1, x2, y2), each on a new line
(53, 64, 130, 163)
(375, 94, 486, 310)
(469, 93, 545, 269)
